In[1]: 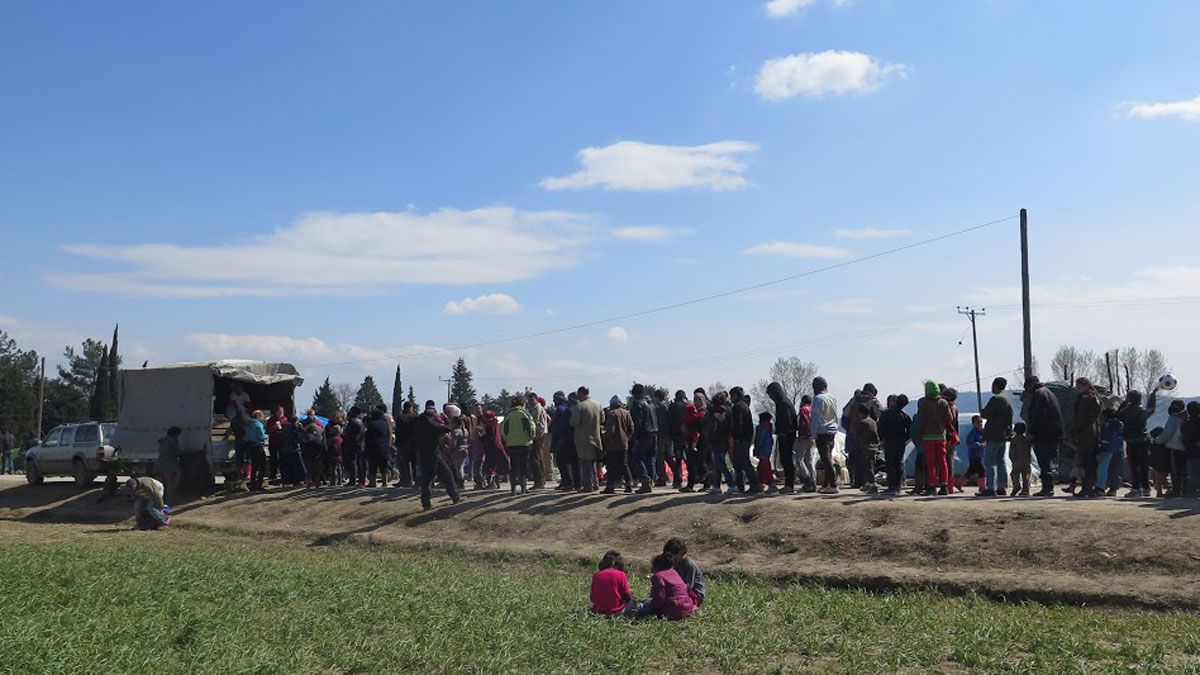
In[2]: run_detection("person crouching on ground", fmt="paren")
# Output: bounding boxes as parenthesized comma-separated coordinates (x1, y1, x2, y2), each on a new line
(590, 550, 635, 616)
(663, 538, 706, 608)
(639, 553, 696, 620)
(127, 476, 169, 530)
(754, 412, 777, 493)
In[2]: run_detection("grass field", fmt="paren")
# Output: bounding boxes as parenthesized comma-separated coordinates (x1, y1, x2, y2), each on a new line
(4, 526, 1200, 674)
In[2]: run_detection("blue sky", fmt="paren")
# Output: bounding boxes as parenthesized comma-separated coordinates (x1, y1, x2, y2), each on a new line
(2, 0, 1199, 404)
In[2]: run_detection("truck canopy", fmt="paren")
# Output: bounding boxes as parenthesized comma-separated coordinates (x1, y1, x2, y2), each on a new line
(117, 360, 304, 460)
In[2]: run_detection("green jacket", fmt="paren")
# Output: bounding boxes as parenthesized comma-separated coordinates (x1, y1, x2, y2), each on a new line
(502, 406, 535, 448)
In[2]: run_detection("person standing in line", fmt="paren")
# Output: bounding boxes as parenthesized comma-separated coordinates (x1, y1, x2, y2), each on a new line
(628, 384, 658, 493)
(526, 392, 551, 490)
(767, 382, 799, 494)
(941, 387, 961, 493)
(796, 394, 816, 492)
(363, 408, 392, 488)
(326, 412, 344, 486)
(853, 403, 881, 494)
(469, 403, 487, 490)
(245, 410, 270, 491)
(342, 406, 365, 487)
(665, 390, 689, 490)
(1158, 400, 1188, 498)
(265, 406, 289, 483)
(653, 389, 675, 487)
(705, 391, 735, 494)
(502, 396, 536, 495)
(810, 378, 840, 494)
(729, 386, 759, 494)
(445, 405, 470, 489)
(980, 378, 1013, 497)
(301, 415, 327, 488)
(1118, 387, 1160, 498)
(154, 426, 183, 505)
(681, 389, 708, 492)
(570, 386, 605, 492)
(276, 415, 306, 487)
(550, 391, 579, 491)
(1022, 376, 1064, 497)
(1009, 422, 1032, 496)
(1097, 407, 1124, 498)
(754, 412, 776, 493)
(412, 400, 461, 510)
(877, 394, 911, 495)
(841, 392, 862, 488)
(480, 409, 509, 489)
(601, 395, 634, 494)
(393, 402, 418, 488)
(965, 416, 987, 493)
(1067, 377, 1104, 498)
(1181, 401, 1200, 498)
(916, 381, 953, 496)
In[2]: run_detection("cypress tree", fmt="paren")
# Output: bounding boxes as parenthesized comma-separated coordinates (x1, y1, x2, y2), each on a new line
(311, 377, 339, 418)
(353, 375, 385, 411)
(89, 345, 110, 420)
(107, 324, 121, 419)
(391, 366, 403, 416)
(449, 358, 477, 409)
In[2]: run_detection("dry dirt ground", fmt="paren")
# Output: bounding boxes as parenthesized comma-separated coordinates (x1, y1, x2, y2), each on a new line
(5, 474, 1200, 610)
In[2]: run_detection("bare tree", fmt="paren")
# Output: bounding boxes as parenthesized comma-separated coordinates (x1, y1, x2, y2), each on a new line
(1117, 346, 1171, 394)
(1049, 345, 1100, 383)
(332, 382, 355, 413)
(750, 356, 819, 415)
(706, 381, 727, 398)
(1141, 349, 1169, 393)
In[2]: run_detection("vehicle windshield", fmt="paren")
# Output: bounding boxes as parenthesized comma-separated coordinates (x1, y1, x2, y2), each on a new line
(101, 423, 117, 442)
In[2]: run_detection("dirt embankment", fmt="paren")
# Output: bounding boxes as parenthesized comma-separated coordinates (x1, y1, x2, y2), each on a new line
(5, 477, 1200, 609)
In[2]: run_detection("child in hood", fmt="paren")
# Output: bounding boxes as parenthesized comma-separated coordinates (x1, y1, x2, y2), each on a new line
(641, 553, 696, 621)
(754, 412, 776, 492)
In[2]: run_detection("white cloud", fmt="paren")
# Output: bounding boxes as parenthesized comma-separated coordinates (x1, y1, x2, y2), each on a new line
(443, 293, 523, 315)
(540, 140, 758, 192)
(613, 226, 695, 242)
(183, 332, 457, 366)
(815, 298, 876, 315)
(755, 50, 908, 101)
(606, 326, 631, 344)
(835, 227, 912, 240)
(57, 206, 591, 297)
(765, 0, 815, 16)
(1121, 95, 1200, 121)
(741, 241, 851, 258)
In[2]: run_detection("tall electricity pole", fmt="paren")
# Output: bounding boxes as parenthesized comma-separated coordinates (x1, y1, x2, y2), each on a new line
(438, 376, 452, 403)
(958, 306, 987, 411)
(1020, 208, 1033, 383)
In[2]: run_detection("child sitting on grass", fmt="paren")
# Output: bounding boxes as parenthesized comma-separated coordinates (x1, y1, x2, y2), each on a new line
(590, 550, 634, 616)
(664, 537, 706, 607)
(641, 553, 696, 621)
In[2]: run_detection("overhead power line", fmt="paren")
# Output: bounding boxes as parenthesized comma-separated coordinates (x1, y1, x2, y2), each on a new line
(298, 214, 1019, 369)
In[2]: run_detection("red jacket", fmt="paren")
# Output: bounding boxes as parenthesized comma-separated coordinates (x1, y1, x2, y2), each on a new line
(684, 404, 706, 443)
(590, 568, 632, 615)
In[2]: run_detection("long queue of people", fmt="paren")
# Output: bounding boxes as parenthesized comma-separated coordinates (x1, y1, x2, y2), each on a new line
(209, 373, 1200, 511)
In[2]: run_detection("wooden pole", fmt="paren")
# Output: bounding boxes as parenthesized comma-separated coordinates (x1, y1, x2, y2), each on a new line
(958, 306, 987, 411)
(1020, 209, 1033, 383)
(1105, 351, 1114, 393)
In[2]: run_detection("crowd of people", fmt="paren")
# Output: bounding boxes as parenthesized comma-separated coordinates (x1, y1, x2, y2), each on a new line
(181, 373, 1200, 517)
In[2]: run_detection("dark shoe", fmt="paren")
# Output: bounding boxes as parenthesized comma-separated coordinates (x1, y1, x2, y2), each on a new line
(624, 485, 633, 494)
(779, 485, 796, 494)
(654, 480, 667, 487)
(601, 487, 616, 495)
(995, 488, 1007, 496)
(679, 485, 695, 493)
(937, 486, 948, 496)
(978, 489, 995, 497)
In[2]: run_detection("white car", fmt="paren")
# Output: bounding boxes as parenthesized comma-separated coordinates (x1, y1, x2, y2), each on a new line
(24, 422, 117, 488)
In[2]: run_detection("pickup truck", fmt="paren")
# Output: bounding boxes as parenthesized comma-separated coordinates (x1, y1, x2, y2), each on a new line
(24, 421, 118, 487)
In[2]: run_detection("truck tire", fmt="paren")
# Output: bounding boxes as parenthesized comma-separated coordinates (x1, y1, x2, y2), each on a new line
(26, 459, 44, 486)
(73, 458, 96, 489)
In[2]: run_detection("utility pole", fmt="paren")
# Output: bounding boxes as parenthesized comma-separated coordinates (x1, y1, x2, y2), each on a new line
(36, 357, 46, 437)
(1020, 208, 1033, 383)
(438, 376, 452, 403)
(958, 306, 987, 411)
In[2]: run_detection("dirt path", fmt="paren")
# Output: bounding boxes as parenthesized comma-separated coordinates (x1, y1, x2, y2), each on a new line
(5, 476, 1200, 609)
